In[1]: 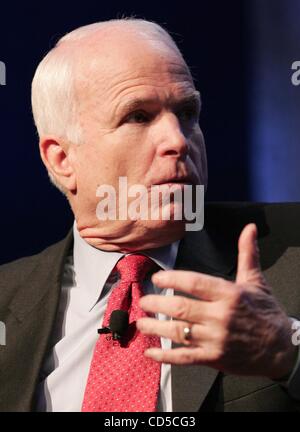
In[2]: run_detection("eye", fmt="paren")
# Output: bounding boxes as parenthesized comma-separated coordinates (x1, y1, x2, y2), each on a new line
(123, 110, 151, 124)
(176, 105, 199, 123)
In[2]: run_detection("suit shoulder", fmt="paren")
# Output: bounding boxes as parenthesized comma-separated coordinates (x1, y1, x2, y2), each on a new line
(204, 201, 300, 243)
(0, 232, 72, 309)
(0, 234, 71, 278)
(205, 201, 300, 220)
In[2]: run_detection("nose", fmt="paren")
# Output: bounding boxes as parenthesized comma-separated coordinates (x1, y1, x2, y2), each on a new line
(155, 113, 189, 160)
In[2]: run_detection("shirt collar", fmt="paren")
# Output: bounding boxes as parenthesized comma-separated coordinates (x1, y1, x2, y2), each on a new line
(73, 222, 179, 310)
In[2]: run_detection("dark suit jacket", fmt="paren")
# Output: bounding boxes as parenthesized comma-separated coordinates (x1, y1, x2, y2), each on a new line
(1, 202, 300, 412)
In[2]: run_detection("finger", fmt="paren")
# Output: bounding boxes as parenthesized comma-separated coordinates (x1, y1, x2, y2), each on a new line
(152, 270, 231, 301)
(236, 223, 261, 284)
(144, 346, 212, 365)
(137, 317, 210, 345)
(140, 294, 212, 321)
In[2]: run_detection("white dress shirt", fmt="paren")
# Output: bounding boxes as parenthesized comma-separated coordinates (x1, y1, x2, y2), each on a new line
(35, 224, 179, 412)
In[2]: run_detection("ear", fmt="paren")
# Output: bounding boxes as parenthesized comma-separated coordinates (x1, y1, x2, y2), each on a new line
(39, 137, 77, 192)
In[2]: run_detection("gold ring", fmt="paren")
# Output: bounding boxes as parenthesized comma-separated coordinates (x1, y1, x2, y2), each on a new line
(183, 325, 193, 342)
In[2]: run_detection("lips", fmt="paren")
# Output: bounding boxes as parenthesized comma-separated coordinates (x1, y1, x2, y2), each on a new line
(153, 174, 198, 186)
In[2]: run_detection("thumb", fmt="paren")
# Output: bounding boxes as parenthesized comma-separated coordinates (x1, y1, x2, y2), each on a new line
(236, 223, 262, 284)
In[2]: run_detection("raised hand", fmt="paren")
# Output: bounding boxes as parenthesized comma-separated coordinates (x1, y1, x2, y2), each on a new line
(137, 224, 297, 379)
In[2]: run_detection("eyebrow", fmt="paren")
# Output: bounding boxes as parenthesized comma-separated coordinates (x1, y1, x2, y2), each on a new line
(117, 90, 202, 116)
(175, 92, 202, 110)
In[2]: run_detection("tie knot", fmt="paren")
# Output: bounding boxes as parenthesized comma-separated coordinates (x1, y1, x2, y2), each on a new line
(116, 254, 157, 282)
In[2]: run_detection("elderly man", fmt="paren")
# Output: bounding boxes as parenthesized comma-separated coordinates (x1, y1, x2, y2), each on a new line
(0, 18, 300, 412)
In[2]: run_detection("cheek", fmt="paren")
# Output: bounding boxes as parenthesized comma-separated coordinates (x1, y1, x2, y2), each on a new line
(74, 127, 155, 189)
(123, 129, 156, 172)
(74, 141, 130, 192)
(190, 129, 207, 179)
(107, 129, 155, 181)
(71, 145, 106, 189)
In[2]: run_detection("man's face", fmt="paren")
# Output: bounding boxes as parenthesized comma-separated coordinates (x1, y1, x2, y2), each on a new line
(68, 34, 207, 251)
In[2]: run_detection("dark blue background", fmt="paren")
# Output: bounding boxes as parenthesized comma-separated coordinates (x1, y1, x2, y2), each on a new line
(0, 0, 299, 264)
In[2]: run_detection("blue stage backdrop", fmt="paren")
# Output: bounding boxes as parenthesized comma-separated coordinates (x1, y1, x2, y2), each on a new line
(246, 0, 300, 202)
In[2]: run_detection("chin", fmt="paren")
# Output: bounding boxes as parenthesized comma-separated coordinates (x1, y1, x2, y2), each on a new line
(78, 218, 186, 253)
(124, 219, 186, 252)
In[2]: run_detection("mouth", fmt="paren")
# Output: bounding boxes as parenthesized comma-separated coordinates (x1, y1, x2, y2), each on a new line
(153, 174, 198, 186)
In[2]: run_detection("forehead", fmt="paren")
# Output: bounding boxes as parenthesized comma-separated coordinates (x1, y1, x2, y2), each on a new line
(74, 36, 195, 111)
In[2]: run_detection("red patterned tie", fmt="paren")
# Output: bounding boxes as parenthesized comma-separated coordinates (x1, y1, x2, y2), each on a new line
(81, 254, 161, 412)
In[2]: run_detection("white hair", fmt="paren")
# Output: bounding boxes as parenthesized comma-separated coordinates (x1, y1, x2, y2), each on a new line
(31, 19, 183, 191)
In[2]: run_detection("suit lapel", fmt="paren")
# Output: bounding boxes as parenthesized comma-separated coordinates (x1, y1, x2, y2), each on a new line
(0, 231, 73, 411)
(171, 227, 236, 411)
